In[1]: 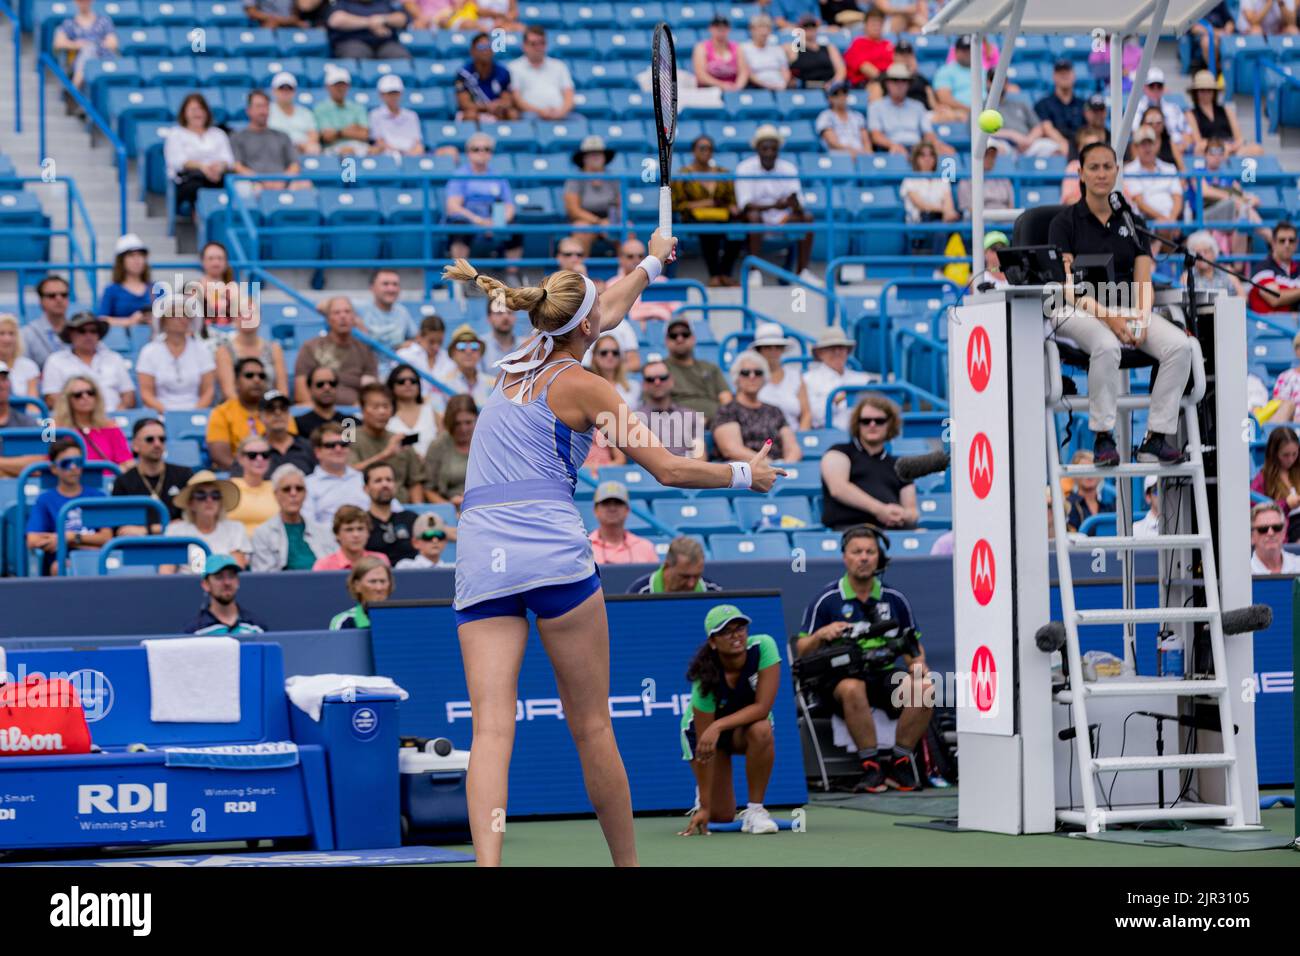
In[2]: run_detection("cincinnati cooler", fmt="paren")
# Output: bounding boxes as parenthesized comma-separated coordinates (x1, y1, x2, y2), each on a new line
(949, 289, 1056, 834)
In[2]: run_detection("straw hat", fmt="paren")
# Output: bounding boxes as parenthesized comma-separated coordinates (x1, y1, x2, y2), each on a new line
(1187, 69, 1220, 93)
(572, 134, 615, 166)
(751, 321, 793, 349)
(811, 325, 855, 351)
(447, 323, 485, 356)
(173, 470, 241, 513)
(751, 123, 784, 148)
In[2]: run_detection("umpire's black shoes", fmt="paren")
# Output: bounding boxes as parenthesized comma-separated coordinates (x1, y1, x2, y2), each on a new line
(1136, 432, 1186, 464)
(1092, 431, 1119, 468)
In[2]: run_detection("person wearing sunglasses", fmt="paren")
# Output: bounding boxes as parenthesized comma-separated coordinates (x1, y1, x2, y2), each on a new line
(454, 30, 519, 122)
(257, 389, 317, 475)
(1249, 221, 1300, 315)
(663, 317, 732, 426)
(304, 421, 371, 527)
(712, 351, 801, 464)
(1129, 67, 1191, 154)
(670, 136, 742, 287)
(22, 275, 73, 370)
(633, 357, 706, 460)
(800, 324, 875, 431)
(385, 362, 439, 457)
(25, 436, 110, 576)
(293, 296, 379, 407)
(0, 360, 42, 477)
(165, 471, 251, 572)
(820, 394, 918, 531)
(296, 366, 350, 439)
(394, 513, 453, 569)
(227, 435, 280, 536)
(207, 357, 282, 472)
(443, 132, 523, 270)
(53, 375, 133, 466)
(1250, 502, 1300, 575)
(41, 311, 135, 412)
(112, 417, 194, 533)
(442, 324, 495, 407)
(251, 464, 335, 572)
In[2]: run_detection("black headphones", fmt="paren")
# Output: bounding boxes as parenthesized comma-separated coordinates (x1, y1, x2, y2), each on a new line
(840, 524, 890, 571)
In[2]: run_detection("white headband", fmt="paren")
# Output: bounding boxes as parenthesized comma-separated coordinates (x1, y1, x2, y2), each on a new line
(495, 275, 598, 374)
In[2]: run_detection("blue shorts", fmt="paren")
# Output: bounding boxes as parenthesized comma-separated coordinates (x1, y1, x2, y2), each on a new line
(454, 570, 602, 627)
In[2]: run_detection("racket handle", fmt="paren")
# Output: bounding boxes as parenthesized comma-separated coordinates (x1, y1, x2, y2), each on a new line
(658, 186, 672, 239)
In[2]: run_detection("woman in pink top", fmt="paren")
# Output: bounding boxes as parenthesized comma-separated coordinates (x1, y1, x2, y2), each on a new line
(693, 15, 749, 93)
(54, 375, 133, 466)
(313, 504, 393, 571)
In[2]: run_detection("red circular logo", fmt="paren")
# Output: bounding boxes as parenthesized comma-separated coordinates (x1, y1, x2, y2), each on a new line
(971, 645, 997, 713)
(969, 432, 994, 499)
(967, 326, 991, 392)
(970, 538, 996, 606)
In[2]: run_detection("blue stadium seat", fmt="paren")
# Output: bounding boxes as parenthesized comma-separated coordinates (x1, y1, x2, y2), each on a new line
(319, 188, 383, 260)
(423, 119, 478, 151)
(399, 154, 456, 184)
(298, 153, 343, 181)
(893, 529, 949, 555)
(510, 187, 561, 238)
(352, 153, 401, 183)
(623, 186, 660, 223)
(0, 194, 50, 262)
(1018, 183, 1061, 207)
(535, 116, 590, 152)
(652, 498, 742, 535)
(574, 500, 656, 535)
(769, 462, 821, 498)
(1250, 337, 1295, 376)
(358, 59, 416, 87)
(117, 25, 170, 57)
(933, 122, 970, 151)
(136, 123, 173, 197)
(277, 27, 330, 58)
(196, 55, 256, 87)
(796, 428, 845, 459)
(518, 1, 564, 27)
(722, 89, 777, 119)
(479, 118, 539, 153)
(549, 29, 597, 59)
(571, 88, 612, 118)
(83, 57, 141, 116)
(773, 119, 818, 153)
(708, 532, 791, 560)
(857, 151, 910, 178)
(195, 0, 249, 25)
(792, 530, 841, 557)
(773, 89, 826, 120)
(395, 29, 438, 59)
(734, 496, 815, 532)
(221, 26, 280, 58)
(258, 189, 322, 261)
(916, 492, 952, 529)
(600, 27, 654, 62)
(799, 152, 854, 179)
(597, 465, 676, 500)
(166, 24, 217, 54)
(138, 55, 199, 88)
(571, 60, 631, 89)
(621, 2, 667, 27)
(570, 1, 617, 27)
(607, 88, 652, 119)
(411, 59, 460, 87)
(195, 188, 247, 250)
(100, 0, 144, 25)
(1009, 34, 1051, 62)
(106, 87, 170, 153)
(513, 152, 571, 186)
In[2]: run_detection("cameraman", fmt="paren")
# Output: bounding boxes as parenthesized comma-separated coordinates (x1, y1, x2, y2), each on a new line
(795, 525, 932, 792)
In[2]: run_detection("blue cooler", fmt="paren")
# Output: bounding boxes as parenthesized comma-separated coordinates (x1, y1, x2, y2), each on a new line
(290, 692, 403, 849)
(399, 740, 471, 844)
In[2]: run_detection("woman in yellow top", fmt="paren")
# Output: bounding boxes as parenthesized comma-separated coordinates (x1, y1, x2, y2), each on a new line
(227, 435, 279, 535)
(671, 135, 741, 287)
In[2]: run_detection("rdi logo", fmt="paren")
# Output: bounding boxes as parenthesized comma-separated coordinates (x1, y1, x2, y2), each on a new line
(966, 326, 991, 392)
(968, 432, 993, 499)
(972, 645, 998, 713)
(224, 802, 256, 813)
(78, 783, 167, 814)
(0, 808, 15, 821)
(970, 539, 996, 606)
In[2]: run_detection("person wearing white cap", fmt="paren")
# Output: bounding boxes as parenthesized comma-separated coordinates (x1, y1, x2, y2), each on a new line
(325, 0, 410, 60)
(588, 480, 657, 565)
(314, 65, 370, 156)
(751, 322, 809, 430)
(800, 324, 876, 431)
(508, 24, 574, 121)
(268, 72, 320, 156)
(1122, 125, 1184, 233)
(1133, 475, 1162, 538)
(95, 234, 153, 327)
(369, 74, 424, 158)
(231, 90, 301, 192)
(1131, 66, 1190, 150)
(734, 125, 815, 284)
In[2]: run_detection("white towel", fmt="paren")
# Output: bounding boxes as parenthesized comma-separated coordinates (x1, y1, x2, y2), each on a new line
(0, 646, 6, 681)
(284, 674, 409, 722)
(143, 637, 241, 723)
(830, 710, 897, 752)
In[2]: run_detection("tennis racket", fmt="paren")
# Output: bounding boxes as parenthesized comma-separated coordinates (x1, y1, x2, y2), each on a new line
(651, 22, 678, 240)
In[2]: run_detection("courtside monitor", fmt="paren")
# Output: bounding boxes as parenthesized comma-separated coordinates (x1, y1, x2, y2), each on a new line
(996, 245, 1066, 286)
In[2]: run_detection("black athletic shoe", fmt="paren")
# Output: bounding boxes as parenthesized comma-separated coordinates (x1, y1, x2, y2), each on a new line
(886, 753, 922, 792)
(1092, 431, 1119, 468)
(1136, 432, 1186, 464)
(856, 759, 888, 794)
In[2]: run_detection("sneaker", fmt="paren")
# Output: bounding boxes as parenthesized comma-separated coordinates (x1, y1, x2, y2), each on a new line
(740, 804, 779, 834)
(857, 759, 888, 793)
(886, 753, 922, 791)
(1092, 431, 1119, 468)
(747, 270, 764, 289)
(1136, 432, 1186, 464)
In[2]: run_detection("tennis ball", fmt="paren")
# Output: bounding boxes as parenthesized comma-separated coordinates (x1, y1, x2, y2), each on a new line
(978, 109, 1004, 134)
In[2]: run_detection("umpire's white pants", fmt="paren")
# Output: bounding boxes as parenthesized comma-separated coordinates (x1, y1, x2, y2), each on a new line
(1052, 310, 1193, 435)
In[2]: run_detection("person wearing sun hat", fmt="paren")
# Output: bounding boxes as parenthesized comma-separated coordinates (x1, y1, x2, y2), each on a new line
(564, 135, 620, 256)
(1185, 68, 1262, 158)
(679, 603, 782, 836)
(165, 470, 251, 572)
(735, 124, 816, 285)
(751, 321, 809, 430)
(441, 324, 494, 406)
(41, 311, 135, 413)
(800, 324, 876, 430)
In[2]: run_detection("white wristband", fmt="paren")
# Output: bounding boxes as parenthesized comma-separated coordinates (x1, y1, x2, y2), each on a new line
(728, 461, 752, 490)
(638, 255, 663, 283)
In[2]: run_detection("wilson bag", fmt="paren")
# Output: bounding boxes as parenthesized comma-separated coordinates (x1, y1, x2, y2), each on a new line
(0, 675, 94, 755)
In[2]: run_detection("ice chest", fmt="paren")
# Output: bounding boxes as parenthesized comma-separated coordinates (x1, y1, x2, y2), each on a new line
(289, 692, 402, 850)
(399, 746, 470, 844)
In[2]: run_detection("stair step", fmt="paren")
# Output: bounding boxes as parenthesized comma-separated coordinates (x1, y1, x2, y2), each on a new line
(1056, 679, 1227, 701)
(1058, 803, 1240, 827)
(1060, 462, 1199, 479)
(1075, 606, 1216, 626)
(1090, 753, 1235, 773)
(1066, 534, 1208, 551)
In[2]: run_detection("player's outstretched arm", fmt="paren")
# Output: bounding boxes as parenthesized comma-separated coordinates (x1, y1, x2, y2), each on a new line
(595, 230, 678, 335)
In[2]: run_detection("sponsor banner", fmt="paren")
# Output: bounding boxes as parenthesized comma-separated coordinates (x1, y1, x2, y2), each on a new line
(950, 302, 1015, 735)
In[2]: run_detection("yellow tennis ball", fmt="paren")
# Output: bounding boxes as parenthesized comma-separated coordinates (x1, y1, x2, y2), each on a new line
(978, 109, 1003, 134)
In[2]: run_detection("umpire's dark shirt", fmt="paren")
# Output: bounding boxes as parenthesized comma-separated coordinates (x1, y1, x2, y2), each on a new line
(1047, 196, 1151, 285)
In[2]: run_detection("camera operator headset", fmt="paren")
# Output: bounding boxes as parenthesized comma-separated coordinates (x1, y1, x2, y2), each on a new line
(793, 524, 932, 791)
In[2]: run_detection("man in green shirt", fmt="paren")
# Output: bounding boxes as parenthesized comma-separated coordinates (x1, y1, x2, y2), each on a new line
(627, 535, 722, 594)
(347, 383, 426, 503)
(664, 317, 732, 425)
(314, 64, 370, 156)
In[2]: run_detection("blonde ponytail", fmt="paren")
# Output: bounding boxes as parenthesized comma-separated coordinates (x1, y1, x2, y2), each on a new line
(441, 259, 591, 334)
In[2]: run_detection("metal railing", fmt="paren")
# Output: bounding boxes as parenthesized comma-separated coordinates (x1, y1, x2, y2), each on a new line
(37, 51, 128, 235)
(0, 174, 97, 297)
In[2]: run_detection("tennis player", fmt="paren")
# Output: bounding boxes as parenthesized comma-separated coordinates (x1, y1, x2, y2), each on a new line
(444, 228, 784, 866)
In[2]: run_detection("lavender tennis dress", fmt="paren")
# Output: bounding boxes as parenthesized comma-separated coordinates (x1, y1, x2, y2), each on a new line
(453, 358, 596, 611)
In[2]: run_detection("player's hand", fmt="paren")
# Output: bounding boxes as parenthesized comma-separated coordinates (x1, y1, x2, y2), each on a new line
(648, 229, 678, 265)
(748, 439, 788, 493)
(678, 809, 712, 836)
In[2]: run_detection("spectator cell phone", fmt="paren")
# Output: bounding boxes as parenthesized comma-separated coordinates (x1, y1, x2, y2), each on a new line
(400, 433, 420, 446)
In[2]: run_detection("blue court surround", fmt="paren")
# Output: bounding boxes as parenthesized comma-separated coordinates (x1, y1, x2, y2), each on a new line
(1, 846, 473, 866)
(369, 590, 810, 816)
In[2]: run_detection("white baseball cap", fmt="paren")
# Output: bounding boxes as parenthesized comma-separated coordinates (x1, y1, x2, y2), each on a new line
(1145, 66, 1165, 85)
(271, 71, 297, 89)
(115, 233, 147, 255)
(377, 74, 405, 94)
(324, 64, 352, 86)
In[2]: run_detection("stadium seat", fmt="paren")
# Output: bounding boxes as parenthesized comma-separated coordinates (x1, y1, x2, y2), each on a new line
(479, 119, 538, 153)
(117, 25, 170, 57)
(298, 153, 343, 181)
(770, 462, 821, 498)
(652, 498, 742, 535)
(893, 529, 949, 555)
(358, 59, 416, 87)
(534, 116, 590, 152)
(734, 496, 815, 532)
(792, 530, 842, 557)
(83, 57, 141, 115)
(549, 29, 597, 60)
(0, 194, 50, 263)
(597, 465, 676, 500)
(258, 189, 322, 262)
(916, 492, 952, 529)
(196, 55, 257, 88)
(423, 119, 478, 152)
(622, 2, 668, 28)
(518, 1, 564, 27)
(277, 27, 329, 58)
(708, 532, 791, 560)
(571, 60, 631, 89)
(195, 0, 249, 25)
(319, 188, 382, 261)
(797, 428, 845, 459)
(221, 26, 280, 58)
(571, 88, 612, 119)
(575, 500, 656, 535)
(107, 87, 170, 154)
(601, 28, 654, 63)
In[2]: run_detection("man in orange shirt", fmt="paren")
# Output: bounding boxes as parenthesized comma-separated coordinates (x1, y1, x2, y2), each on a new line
(843, 7, 893, 97)
(588, 480, 658, 565)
